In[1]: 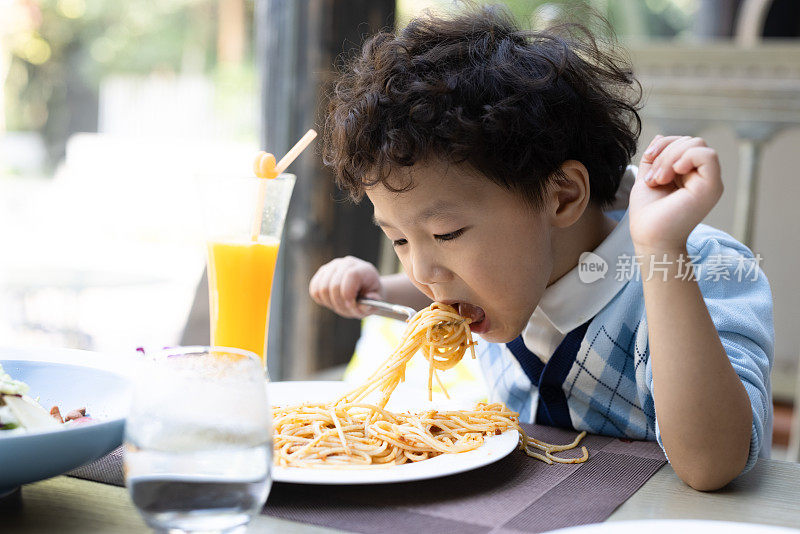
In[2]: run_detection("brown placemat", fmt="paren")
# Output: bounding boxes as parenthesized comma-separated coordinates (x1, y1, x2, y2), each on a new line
(68, 446, 125, 486)
(69, 424, 666, 533)
(264, 424, 666, 534)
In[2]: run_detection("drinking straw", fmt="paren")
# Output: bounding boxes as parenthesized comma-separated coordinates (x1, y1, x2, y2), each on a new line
(250, 129, 317, 241)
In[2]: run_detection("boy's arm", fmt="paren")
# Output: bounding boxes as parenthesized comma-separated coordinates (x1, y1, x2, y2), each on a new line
(309, 257, 431, 318)
(381, 272, 433, 310)
(637, 248, 752, 490)
(629, 136, 754, 491)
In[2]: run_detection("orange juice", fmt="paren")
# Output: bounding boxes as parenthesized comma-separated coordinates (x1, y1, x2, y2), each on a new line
(207, 238, 280, 365)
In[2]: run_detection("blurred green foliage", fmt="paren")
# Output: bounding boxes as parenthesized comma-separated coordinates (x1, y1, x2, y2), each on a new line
(396, 0, 697, 38)
(3, 0, 695, 165)
(2, 0, 254, 163)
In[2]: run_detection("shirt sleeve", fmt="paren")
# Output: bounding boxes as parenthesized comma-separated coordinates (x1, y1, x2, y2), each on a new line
(647, 228, 774, 477)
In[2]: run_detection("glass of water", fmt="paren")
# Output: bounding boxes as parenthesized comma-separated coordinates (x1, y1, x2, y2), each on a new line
(124, 346, 272, 533)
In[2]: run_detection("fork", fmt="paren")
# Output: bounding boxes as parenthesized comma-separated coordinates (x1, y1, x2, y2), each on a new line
(356, 297, 417, 322)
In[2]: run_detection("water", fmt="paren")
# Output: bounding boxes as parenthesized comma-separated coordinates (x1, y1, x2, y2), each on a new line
(124, 348, 272, 532)
(126, 444, 272, 533)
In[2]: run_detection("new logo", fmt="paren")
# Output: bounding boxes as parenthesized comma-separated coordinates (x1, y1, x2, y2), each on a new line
(578, 252, 607, 284)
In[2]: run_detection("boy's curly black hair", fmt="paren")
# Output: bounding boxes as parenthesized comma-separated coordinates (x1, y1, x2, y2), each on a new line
(323, 4, 641, 208)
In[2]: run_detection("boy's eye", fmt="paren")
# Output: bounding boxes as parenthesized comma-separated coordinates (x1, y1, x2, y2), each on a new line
(434, 227, 467, 242)
(392, 238, 408, 247)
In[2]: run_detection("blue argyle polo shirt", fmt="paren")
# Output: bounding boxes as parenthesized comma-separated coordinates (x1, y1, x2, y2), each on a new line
(478, 210, 774, 477)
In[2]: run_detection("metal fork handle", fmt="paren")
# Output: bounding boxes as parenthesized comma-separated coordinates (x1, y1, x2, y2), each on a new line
(357, 297, 417, 322)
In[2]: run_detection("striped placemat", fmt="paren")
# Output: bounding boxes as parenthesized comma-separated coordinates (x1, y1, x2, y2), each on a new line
(70, 424, 666, 533)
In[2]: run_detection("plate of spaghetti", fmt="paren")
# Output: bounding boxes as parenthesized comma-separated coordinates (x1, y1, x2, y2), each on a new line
(270, 303, 588, 485)
(270, 381, 520, 484)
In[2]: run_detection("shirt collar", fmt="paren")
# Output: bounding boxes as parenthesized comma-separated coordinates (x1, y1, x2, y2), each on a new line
(534, 208, 635, 335)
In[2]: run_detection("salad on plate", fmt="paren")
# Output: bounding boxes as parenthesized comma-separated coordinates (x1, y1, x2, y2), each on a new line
(0, 363, 90, 435)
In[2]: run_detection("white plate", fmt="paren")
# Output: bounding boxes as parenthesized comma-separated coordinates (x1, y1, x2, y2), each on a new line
(269, 381, 519, 485)
(545, 520, 800, 534)
(0, 347, 133, 494)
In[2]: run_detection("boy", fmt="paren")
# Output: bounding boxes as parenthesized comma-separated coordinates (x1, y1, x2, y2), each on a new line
(309, 7, 772, 491)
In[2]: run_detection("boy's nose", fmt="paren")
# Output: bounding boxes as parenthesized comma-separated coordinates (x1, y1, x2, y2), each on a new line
(410, 250, 452, 286)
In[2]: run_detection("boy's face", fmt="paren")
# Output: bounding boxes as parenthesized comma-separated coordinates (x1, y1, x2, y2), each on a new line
(367, 159, 555, 343)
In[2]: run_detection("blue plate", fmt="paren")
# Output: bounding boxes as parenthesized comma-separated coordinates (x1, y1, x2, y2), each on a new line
(0, 355, 131, 494)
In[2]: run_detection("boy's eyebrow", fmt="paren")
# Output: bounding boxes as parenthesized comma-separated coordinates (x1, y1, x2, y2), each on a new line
(415, 200, 460, 223)
(372, 200, 461, 229)
(372, 215, 391, 228)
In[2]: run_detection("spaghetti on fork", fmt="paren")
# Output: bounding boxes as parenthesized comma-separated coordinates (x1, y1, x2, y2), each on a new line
(273, 302, 588, 468)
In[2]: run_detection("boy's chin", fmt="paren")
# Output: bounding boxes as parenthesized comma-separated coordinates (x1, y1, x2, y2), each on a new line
(473, 327, 518, 344)
(471, 317, 526, 344)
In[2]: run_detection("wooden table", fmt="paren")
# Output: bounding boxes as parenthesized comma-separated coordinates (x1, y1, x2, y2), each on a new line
(5, 459, 799, 533)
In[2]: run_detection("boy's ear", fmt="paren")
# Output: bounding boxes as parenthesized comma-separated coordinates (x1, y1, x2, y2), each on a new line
(548, 160, 590, 228)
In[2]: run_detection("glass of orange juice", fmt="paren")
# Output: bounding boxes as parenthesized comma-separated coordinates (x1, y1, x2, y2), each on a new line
(201, 174, 295, 373)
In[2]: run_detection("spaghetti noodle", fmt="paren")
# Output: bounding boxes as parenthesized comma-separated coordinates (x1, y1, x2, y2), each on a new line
(273, 303, 588, 467)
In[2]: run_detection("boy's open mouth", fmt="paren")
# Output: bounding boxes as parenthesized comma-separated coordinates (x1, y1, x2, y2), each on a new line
(455, 302, 487, 334)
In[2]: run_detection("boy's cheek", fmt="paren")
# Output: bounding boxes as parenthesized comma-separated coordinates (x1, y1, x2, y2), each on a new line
(406, 275, 435, 300)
